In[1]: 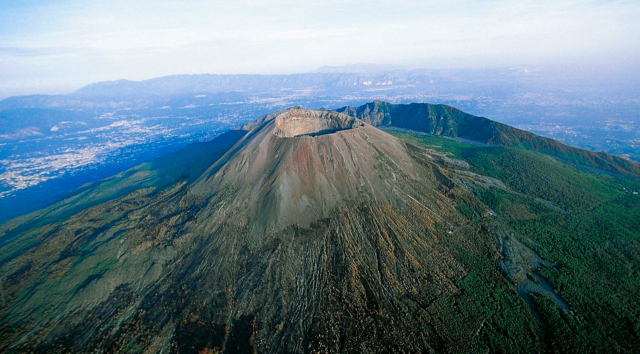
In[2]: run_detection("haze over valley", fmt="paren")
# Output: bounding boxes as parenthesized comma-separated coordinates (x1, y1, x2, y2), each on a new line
(2, 67, 639, 222)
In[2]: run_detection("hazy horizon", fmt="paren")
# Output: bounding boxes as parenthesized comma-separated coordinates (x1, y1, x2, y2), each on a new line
(2, 0, 639, 99)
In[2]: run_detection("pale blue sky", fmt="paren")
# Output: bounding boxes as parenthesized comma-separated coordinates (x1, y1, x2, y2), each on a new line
(1, 0, 639, 98)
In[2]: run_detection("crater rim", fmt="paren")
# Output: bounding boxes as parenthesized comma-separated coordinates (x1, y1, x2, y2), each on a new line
(274, 109, 364, 138)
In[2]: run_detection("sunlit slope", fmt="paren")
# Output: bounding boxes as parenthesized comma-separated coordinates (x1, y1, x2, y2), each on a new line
(337, 100, 640, 176)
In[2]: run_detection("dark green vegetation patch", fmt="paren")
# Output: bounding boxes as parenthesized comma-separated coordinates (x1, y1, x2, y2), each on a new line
(390, 129, 640, 353)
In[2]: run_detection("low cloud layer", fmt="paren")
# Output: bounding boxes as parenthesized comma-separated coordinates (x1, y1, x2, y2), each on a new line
(1, 0, 639, 97)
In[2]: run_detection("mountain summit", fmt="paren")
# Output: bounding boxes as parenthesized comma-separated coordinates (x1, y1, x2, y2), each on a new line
(1, 104, 639, 353)
(189, 108, 419, 236)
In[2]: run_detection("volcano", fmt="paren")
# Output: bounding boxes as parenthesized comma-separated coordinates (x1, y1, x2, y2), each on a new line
(1, 103, 639, 353)
(189, 108, 421, 236)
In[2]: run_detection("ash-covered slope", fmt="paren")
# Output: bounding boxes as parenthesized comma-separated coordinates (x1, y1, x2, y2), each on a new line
(189, 109, 419, 235)
(0, 108, 500, 353)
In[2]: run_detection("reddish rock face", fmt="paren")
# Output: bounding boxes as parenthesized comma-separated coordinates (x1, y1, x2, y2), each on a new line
(190, 108, 418, 235)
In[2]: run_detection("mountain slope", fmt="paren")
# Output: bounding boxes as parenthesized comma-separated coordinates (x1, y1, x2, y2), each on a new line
(337, 101, 640, 176)
(386, 129, 640, 353)
(0, 107, 639, 353)
(0, 108, 487, 353)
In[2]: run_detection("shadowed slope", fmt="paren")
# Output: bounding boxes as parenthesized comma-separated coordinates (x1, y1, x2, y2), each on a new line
(0, 130, 246, 250)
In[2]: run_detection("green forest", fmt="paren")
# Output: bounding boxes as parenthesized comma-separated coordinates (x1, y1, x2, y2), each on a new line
(391, 130, 640, 353)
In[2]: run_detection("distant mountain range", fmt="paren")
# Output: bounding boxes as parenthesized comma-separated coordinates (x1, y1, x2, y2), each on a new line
(0, 67, 540, 107)
(1, 102, 639, 353)
(3, 68, 638, 162)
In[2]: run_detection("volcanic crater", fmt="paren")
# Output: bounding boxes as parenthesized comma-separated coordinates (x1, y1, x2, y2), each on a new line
(274, 108, 364, 137)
